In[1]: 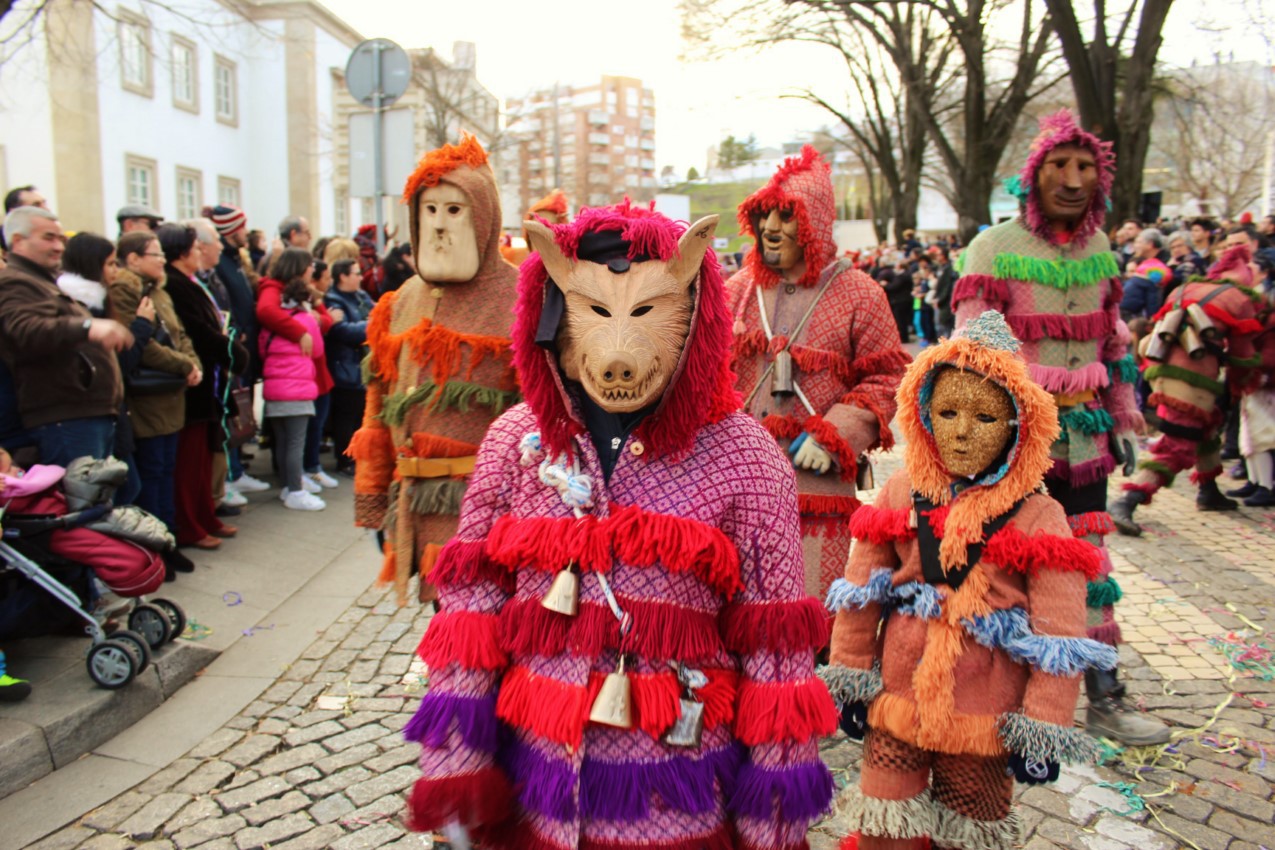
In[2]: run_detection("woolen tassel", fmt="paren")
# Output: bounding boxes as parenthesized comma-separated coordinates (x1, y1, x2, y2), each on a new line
(762, 414, 805, 441)
(578, 748, 734, 820)
(733, 329, 769, 360)
(730, 760, 834, 823)
(1068, 512, 1115, 538)
(951, 274, 1011, 308)
(1050, 454, 1118, 488)
(499, 595, 724, 661)
(802, 415, 859, 483)
(364, 290, 399, 384)
(628, 671, 683, 739)
(839, 392, 897, 452)
(403, 692, 500, 752)
(376, 539, 396, 585)
(697, 669, 740, 730)
(1086, 577, 1122, 608)
(501, 739, 579, 821)
(848, 504, 915, 545)
(981, 526, 1103, 580)
(405, 767, 513, 833)
(720, 597, 831, 654)
(496, 666, 590, 748)
(416, 610, 508, 671)
(734, 676, 839, 746)
(609, 505, 743, 596)
(798, 493, 861, 520)
(430, 537, 504, 586)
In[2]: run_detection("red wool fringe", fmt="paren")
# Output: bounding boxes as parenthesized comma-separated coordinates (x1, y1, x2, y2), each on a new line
(720, 598, 831, 655)
(840, 392, 896, 452)
(951, 274, 1010, 309)
(416, 610, 507, 671)
(1087, 621, 1122, 646)
(762, 415, 804, 442)
(1121, 481, 1160, 504)
(1147, 392, 1213, 423)
(487, 505, 743, 597)
(498, 594, 724, 661)
(405, 767, 513, 833)
(698, 669, 739, 729)
(734, 676, 839, 746)
(1067, 512, 1115, 538)
(429, 537, 508, 587)
(848, 504, 914, 545)
(496, 666, 593, 748)
(1190, 468, 1222, 484)
(798, 494, 861, 517)
(732, 329, 769, 361)
(1005, 309, 1113, 342)
(802, 415, 858, 483)
(982, 526, 1103, 581)
(610, 670, 683, 739)
(850, 348, 913, 381)
(923, 505, 950, 538)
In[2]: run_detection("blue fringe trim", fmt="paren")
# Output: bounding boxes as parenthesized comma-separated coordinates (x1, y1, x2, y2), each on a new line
(999, 712, 1097, 764)
(826, 568, 894, 612)
(894, 581, 944, 620)
(963, 608, 1119, 676)
(818, 664, 883, 708)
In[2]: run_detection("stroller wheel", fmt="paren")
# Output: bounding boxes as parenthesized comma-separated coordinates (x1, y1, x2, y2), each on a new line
(87, 640, 139, 689)
(128, 603, 172, 649)
(111, 629, 153, 672)
(150, 598, 187, 642)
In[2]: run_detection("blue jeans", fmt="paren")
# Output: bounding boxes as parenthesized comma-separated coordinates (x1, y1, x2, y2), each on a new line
(133, 432, 179, 531)
(31, 416, 115, 468)
(304, 392, 332, 473)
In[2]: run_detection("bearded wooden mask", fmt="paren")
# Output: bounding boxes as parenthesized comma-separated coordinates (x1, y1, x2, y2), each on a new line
(525, 215, 720, 413)
(415, 183, 480, 282)
(753, 207, 802, 271)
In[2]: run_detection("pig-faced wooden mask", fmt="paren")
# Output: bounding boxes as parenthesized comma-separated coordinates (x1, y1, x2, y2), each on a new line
(525, 215, 719, 413)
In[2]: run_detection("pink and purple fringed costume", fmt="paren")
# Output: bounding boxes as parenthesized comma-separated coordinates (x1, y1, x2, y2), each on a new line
(402, 202, 837, 850)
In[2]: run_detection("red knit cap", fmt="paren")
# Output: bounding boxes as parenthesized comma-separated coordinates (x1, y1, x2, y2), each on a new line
(208, 205, 247, 236)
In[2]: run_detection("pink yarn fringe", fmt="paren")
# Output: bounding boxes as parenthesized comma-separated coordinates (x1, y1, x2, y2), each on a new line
(1087, 621, 1122, 647)
(951, 274, 1010, 308)
(1005, 310, 1113, 342)
(1029, 361, 1110, 395)
(1049, 454, 1117, 487)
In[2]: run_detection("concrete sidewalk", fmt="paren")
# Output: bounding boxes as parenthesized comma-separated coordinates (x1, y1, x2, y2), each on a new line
(0, 464, 379, 849)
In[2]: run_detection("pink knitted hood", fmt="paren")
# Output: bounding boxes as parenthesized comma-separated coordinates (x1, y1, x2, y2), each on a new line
(1017, 110, 1115, 245)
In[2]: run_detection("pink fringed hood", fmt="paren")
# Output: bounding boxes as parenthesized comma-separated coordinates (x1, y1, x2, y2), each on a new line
(512, 199, 742, 461)
(1207, 244, 1255, 288)
(1018, 110, 1115, 246)
(736, 145, 837, 288)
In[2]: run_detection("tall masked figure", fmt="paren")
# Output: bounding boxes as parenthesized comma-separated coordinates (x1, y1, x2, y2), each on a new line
(728, 146, 910, 603)
(402, 201, 836, 850)
(951, 111, 1168, 745)
(350, 136, 520, 604)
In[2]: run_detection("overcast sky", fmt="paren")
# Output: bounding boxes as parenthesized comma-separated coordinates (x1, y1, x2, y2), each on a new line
(320, 0, 1274, 175)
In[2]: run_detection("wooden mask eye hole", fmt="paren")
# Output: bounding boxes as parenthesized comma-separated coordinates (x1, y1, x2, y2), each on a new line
(630, 305, 653, 317)
(591, 305, 612, 318)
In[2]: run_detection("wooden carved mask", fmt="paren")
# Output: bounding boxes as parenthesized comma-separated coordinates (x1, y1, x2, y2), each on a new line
(415, 183, 480, 283)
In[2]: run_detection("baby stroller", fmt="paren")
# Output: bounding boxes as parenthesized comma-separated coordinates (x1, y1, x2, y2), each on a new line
(0, 457, 187, 689)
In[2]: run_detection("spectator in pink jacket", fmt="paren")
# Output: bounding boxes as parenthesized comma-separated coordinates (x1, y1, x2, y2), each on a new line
(259, 249, 326, 511)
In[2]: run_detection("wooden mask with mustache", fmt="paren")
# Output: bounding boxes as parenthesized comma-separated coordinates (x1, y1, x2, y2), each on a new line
(525, 215, 719, 413)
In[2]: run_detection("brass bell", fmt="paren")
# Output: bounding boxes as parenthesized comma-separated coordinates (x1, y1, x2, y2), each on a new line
(1157, 308, 1185, 343)
(541, 564, 579, 616)
(771, 350, 795, 397)
(1142, 331, 1169, 362)
(1182, 324, 1207, 360)
(1186, 303, 1219, 342)
(589, 656, 633, 729)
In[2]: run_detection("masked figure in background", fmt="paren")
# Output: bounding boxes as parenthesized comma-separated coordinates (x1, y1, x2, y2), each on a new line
(1110, 245, 1263, 533)
(350, 136, 520, 605)
(827, 312, 1115, 850)
(951, 111, 1167, 746)
(501, 188, 570, 267)
(402, 201, 836, 850)
(728, 146, 909, 602)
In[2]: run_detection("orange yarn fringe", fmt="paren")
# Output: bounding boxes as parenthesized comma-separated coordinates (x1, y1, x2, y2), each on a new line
(402, 134, 489, 203)
(410, 432, 480, 459)
(367, 312, 513, 390)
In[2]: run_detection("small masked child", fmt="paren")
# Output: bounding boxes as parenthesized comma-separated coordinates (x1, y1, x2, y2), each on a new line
(824, 312, 1117, 850)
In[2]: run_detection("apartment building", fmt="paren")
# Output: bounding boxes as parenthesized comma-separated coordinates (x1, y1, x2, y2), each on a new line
(506, 76, 656, 215)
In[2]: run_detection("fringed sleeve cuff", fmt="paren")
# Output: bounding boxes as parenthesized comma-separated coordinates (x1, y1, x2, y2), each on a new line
(801, 414, 858, 483)
(734, 676, 839, 746)
(721, 597, 830, 655)
(416, 610, 508, 671)
(817, 664, 882, 708)
(999, 712, 1097, 765)
(405, 766, 513, 833)
(982, 526, 1103, 581)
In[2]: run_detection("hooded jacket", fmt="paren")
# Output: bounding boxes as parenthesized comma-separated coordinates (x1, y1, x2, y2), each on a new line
(825, 312, 1114, 765)
(348, 136, 520, 603)
(404, 202, 836, 850)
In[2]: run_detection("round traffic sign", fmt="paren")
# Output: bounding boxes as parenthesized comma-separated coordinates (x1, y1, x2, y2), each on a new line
(345, 38, 411, 108)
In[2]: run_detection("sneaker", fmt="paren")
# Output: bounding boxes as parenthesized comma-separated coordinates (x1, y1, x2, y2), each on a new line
(307, 470, 339, 489)
(1243, 486, 1275, 507)
(0, 675, 32, 703)
(1086, 696, 1171, 746)
(283, 490, 326, 511)
(301, 475, 322, 494)
(1226, 481, 1259, 499)
(221, 489, 248, 507)
(231, 473, 271, 493)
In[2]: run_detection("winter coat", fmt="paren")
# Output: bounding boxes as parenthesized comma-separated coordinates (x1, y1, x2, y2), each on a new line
(1120, 274, 1162, 321)
(260, 307, 324, 403)
(324, 287, 375, 390)
(0, 255, 122, 428)
(403, 202, 836, 850)
(109, 269, 200, 438)
(256, 278, 335, 395)
(165, 267, 246, 426)
(827, 314, 1113, 766)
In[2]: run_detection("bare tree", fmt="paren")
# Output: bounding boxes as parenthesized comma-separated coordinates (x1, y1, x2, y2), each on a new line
(1043, 0, 1175, 225)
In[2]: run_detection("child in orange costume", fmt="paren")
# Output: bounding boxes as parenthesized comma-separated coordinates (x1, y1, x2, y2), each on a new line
(824, 312, 1117, 850)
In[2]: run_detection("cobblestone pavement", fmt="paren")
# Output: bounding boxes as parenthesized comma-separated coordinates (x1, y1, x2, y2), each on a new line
(28, 457, 1275, 850)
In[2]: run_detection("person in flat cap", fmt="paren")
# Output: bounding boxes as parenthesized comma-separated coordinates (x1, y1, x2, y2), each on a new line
(117, 204, 163, 236)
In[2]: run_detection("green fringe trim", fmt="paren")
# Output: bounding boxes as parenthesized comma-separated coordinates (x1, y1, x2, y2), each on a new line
(1060, 407, 1115, 437)
(818, 664, 882, 708)
(409, 478, 467, 516)
(933, 803, 1023, 850)
(843, 788, 937, 839)
(361, 352, 377, 386)
(1143, 364, 1224, 395)
(992, 251, 1119, 289)
(378, 381, 521, 426)
(1107, 354, 1138, 385)
(1138, 459, 1176, 485)
(954, 252, 967, 274)
(383, 480, 401, 536)
(1228, 353, 1262, 368)
(1198, 435, 1221, 456)
(999, 712, 1097, 765)
(1086, 576, 1123, 608)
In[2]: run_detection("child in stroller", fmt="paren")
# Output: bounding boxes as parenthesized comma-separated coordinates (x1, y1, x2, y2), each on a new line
(0, 449, 188, 689)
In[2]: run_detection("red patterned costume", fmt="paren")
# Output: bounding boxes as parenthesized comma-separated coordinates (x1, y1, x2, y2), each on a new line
(727, 146, 909, 599)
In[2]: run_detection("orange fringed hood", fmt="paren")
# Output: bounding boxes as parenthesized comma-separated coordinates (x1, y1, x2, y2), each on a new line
(897, 311, 1060, 571)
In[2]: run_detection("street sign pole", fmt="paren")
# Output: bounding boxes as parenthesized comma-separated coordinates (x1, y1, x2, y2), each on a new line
(345, 38, 410, 252)
(372, 40, 385, 254)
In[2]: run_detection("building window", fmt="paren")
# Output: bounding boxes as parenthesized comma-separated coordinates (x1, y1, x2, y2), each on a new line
(176, 167, 202, 220)
(217, 176, 241, 208)
(118, 11, 153, 97)
(214, 54, 238, 126)
(171, 35, 198, 112)
(125, 154, 158, 210)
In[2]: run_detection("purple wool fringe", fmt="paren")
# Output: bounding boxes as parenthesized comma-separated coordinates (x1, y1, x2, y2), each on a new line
(729, 759, 834, 823)
(402, 692, 499, 753)
(501, 739, 579, 822)
(579, 744, 744, 821)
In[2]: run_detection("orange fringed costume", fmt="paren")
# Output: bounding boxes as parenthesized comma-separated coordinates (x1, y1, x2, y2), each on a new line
(501, 189, 570, 267)
(825, 313, 1115, 850)
(350, 136, 519, 604)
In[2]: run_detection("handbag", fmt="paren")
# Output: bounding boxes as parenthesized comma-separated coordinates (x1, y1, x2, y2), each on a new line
(125, 367, 187, 395)
(227, 385, 257, 448)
